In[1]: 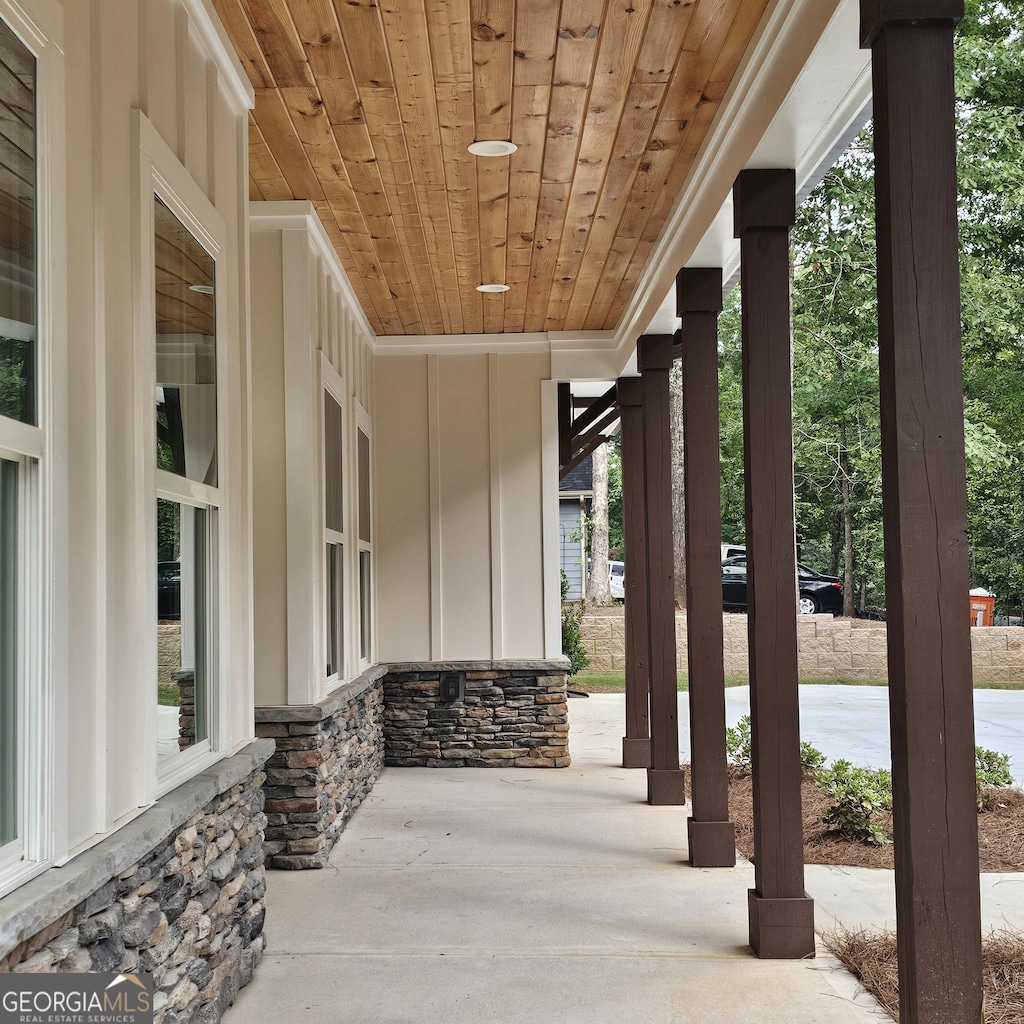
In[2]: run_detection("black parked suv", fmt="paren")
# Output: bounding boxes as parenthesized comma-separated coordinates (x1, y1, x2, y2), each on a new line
(721, 556, 843, 615)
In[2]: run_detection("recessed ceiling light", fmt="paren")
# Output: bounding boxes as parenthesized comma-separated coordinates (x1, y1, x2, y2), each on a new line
(476, 283, 510, 293)
(189, 284, 215, 295)
(468, 140, 518, 157)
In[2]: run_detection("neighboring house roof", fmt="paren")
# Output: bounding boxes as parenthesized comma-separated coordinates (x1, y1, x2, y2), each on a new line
(559, 454, 593, 494)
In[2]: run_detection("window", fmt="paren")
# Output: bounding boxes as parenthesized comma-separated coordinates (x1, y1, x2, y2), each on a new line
(356, 417, 372, 665)
(153, 195, 219, 770)
(323, 386, 345, 684)
(0, 14, 39, 885)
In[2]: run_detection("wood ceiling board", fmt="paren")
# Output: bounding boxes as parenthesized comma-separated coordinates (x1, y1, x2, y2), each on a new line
(522, 180, 570, 332)
(512, 0, 560, 87)
(252, 87, 325, 198)
(229, 0, 776, 336)
(213, 0, 277, 88)
(331, 0, 395, 90)
(470, 0, 515, 139)
(425, 0, 474, 87)
(239, 0, 316, 87)
(0, 104, 33, 163)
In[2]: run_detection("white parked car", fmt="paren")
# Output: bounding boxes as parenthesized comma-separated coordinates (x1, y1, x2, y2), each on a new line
(608, 560, 625, 600)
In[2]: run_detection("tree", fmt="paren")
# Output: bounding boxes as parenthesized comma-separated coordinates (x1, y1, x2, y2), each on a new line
(586, 441, 613, 604)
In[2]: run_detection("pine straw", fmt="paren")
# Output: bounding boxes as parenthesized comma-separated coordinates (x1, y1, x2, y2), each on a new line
(727, 769, 1024, 872)
(825, 928, 1024, 1023)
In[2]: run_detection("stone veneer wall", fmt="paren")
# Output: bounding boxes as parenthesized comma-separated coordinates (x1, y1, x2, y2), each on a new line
(255, 667, 385, 869)
(579, 609, 1024, 682)
(0, 741, 273, 1024)
(383, 661, 571, 767)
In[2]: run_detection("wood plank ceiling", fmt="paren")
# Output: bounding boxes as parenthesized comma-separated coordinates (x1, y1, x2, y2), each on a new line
(213, 0, 771, 336)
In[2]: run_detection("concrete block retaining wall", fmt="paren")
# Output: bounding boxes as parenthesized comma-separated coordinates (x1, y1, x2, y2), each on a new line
(0, 742, 274, 1024)
(579, 610, 1024, 682)
(383, 661, 571, 767)
(255, 667, 386, 869)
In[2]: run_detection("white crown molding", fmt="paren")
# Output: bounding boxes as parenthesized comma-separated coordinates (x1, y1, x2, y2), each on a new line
(250, 200, 377, 350)
(183, 0, 255, 113)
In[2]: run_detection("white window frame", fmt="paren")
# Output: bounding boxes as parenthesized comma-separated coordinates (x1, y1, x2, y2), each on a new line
(321, 353, 349, 690)
(354, 400, 374, 670)
(0, 0, 66, 901)
(135, 111, 229, 801)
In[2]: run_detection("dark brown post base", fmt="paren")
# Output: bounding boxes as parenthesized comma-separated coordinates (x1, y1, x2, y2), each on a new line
(687, 818, 736, 868)
(647, 767, 686, 805)
(748, 890, 816, 959)
(622, 736, 652, 768)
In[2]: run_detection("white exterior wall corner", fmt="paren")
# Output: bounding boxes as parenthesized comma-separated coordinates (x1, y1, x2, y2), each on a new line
(249, 202, 376, 707)
(374, 351, 557, 663)
(55, 0, 252, 856)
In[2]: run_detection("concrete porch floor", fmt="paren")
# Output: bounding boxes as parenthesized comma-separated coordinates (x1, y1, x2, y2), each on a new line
(225, 696, 892, 1024)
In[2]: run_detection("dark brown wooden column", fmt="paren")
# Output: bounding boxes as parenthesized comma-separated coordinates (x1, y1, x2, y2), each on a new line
(734, 168, 814, 958)
(678, 268, 735, 867)
(618, 376, 652, 768)
(862, 3, 983, 1020)
(639, 334, 685, 804)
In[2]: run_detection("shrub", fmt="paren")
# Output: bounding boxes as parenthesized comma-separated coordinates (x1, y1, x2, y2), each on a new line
(976, 745, 1014, 810)
(726, 715, 752, 774)
(816, 759, 893, 846)
(560, 570, 590, 677)
(801, 740, 827, 775)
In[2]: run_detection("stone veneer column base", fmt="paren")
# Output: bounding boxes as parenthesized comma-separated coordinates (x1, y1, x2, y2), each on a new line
(0, 741, 274, 1024)
(383, 660, 571, 767)
(256, 667, 386, 869)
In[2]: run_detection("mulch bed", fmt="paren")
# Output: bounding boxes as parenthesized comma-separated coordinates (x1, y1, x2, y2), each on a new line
(826, 928, 1024, 1024)
(725, 769, 1024, 1021)
(727, 769, 1024, 872)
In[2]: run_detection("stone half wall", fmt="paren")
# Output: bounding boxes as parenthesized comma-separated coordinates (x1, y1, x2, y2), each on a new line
(0, 741, 274, 1024)
(579, 608, 1024, 682)
(255, 666, 385, 869)
(383, 660, 571, 768)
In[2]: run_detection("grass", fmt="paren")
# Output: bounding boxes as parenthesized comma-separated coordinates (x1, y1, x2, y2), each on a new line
(569, 670, 1024, 692)
(158, 683, 180, 707)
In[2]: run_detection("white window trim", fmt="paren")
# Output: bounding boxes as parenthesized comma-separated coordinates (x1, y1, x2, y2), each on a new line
(354, 399, 373, 671)
(0, 0, 67, 901)
(321, 353, 349, 691)
(135, 110, 230, 803)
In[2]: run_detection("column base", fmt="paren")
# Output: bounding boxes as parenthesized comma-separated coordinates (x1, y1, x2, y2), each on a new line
(622, 736, 652, 768)
(647, 767, 686, 805)
(687, 818, 737, 867)
(748, 890, 816, 959)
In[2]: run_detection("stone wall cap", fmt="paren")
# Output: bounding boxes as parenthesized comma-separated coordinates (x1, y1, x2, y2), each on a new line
(0, 738, 273, 961)
(384, 658, 571, 673)
(255, 664, 388, 723)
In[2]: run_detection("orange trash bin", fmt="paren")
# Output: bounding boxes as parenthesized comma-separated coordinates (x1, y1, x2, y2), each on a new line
(969, 594, 995, 627)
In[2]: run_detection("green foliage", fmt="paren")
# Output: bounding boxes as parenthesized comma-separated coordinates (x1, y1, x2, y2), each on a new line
(725, 714, 752, 775)
(800, 741, 827, 775)
(560, 570, 590, 676)
(606, 436, 624, 560)
(0, 335, 31, 421)
(976, 745, 1014, 808)
(816, 759, 893, 846)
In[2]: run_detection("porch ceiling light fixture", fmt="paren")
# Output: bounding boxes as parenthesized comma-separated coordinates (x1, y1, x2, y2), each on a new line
(468, 140, 517, 157)
(189, 283, 215, 295)
(476, 283, 510, 293)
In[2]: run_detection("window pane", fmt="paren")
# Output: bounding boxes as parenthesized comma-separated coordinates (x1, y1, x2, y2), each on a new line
(325, 543, 343, 678)
(359, 549, 371, 661)
(0, 460, 16, 845)
(0, 23, 36, 426)
(324, 393, 343, 533)
(358, 428, 370, 543)
(157, 499, 211, 758)
(154, 197, 217, 486)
